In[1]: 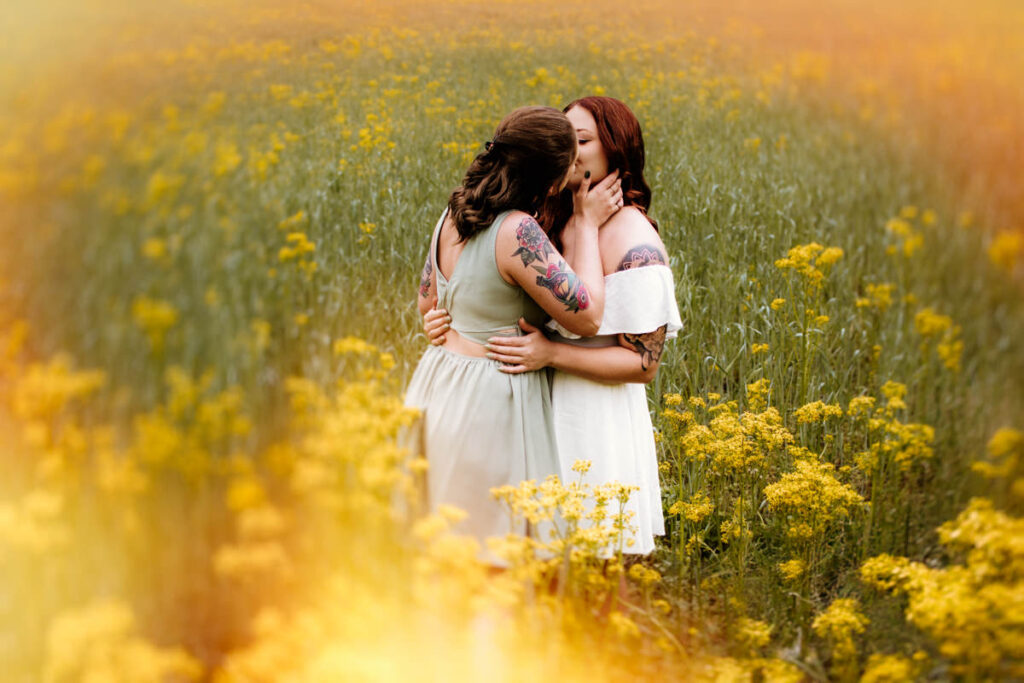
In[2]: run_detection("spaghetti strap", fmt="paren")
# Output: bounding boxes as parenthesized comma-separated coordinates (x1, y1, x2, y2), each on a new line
(430, 206, 448, 276)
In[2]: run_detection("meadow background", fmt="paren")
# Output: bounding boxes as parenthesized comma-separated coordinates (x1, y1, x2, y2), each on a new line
(1, 0, 1022, 680)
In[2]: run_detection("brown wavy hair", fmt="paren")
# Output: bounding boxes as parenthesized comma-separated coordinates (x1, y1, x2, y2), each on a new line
(448, 105, 576, 241)
(540, 96, 656, 250)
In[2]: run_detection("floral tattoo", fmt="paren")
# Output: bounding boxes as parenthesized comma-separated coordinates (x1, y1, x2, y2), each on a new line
(512, 217, 555, 267)
(623, 324, 667, 371)
(418, 253, 432, 299)
(617, 244, 667, 271)
(511, 216, 589, 312)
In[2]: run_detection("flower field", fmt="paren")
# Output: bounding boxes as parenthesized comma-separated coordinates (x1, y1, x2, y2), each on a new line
(1, 0, 1022, 680)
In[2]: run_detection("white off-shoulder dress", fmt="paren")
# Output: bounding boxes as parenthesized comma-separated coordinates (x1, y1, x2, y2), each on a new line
(546, 264, 682, 556)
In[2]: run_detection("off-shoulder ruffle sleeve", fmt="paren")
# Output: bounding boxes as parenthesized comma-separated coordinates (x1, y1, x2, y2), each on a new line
(547, 264, 683, 340)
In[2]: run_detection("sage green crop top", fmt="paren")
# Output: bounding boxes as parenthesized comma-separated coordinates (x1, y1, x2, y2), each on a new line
(431, 207, 548, 346)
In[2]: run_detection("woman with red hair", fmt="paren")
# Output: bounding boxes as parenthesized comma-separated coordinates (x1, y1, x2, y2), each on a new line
(425, 97, 681, 557)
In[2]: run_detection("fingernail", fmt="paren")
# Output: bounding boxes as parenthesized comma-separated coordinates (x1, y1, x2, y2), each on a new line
(442, 323, 449, 330)
(486, 353, 495, 360)
(584, 170, 590, 179)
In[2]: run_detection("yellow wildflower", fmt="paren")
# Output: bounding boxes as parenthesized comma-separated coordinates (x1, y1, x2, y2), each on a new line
(131, 296, 178, 352)
(812, 598, 868, 663)
(988, 230, 1022, 272)
(669, 491, 714, 523)
(764, 460, 863, 535)
(861, 653, 922, 683)
(736, 617, 772, 650)
(571, 459, 592, 474)
(778, 558, 806, 581)
(663, 393, 683, 406)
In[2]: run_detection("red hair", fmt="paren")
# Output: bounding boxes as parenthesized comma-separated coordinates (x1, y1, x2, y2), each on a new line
(540, 96, 656, 249)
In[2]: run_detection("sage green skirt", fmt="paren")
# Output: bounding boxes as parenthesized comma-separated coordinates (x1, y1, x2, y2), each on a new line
(404, 344, 560, 566)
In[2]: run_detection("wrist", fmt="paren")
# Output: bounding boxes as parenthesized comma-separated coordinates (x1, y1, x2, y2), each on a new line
(548, 340, 567, 371)
(573, 214, 599, 232)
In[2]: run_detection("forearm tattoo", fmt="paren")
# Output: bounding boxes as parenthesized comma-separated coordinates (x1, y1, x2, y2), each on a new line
(623, 324, 667, 371)
(535, 260, 589, 312)
(617, 244, 667, 271)
(418, 253, 432, 299)
(512, 216, 589, 312)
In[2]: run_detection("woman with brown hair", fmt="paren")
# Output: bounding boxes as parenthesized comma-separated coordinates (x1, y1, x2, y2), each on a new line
(425, 97, 681, 557)
(406, 105, 623, 565)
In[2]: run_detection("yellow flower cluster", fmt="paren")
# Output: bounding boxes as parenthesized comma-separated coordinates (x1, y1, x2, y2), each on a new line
(668, 491, 715, 523)
(777, 558, 806, 581)
(735, 617, 773, 651)
(884, 216, 924, 258)
(861, 497, 1024, 679)
(987, 230, 1022, 273)
(0, 488, 68, 554)
(852, 383, 935, 474)
(628, 563, 662, 589)
(774, 242, 844, 291)
(811, 597, 869, 663)
(277, 210, 306, 231)
(278, 231, 317, 279)
(131, 295, 178, 353)
(792, 400, 843, 424)
(860, 652, 927, 683)
(745, 378, 771, 411)
(914, 307, 963, 372)
(855, 282, 895, 312)
(43, 601, 202, 683)
(971, 427, 1024, 499)
(10, 353, 106, 426)
(763, 460, 863, 539)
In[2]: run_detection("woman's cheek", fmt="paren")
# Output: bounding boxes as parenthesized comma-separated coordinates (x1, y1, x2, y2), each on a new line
(581, 152, 610, 184)
(585, 167, 609, 185)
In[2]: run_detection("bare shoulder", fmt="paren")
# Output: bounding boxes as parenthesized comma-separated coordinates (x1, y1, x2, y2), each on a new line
(494, 210, 534, 241)
(495, 210, 548, 259)
(494, 210, 558, 283)
(601, 207, 668, 273)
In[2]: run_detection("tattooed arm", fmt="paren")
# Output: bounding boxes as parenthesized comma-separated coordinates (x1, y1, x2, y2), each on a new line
(487, 224, 672, 382)
(610, 235, 670, 376)
(616, 244, 668, 271)
(495, 170, 624, 336)
(497, 212, 605, 337)
(619, 325, 668, 372)
(485, 319, 667, 383)
(416, 248, 437, 316)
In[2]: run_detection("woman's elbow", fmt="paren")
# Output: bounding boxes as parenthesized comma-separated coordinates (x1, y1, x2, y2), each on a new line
(579, 317, 602, 337)
(574, 302, 605, 337)
(563, 316, 601, 338)
(637, 361, 661, 384)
